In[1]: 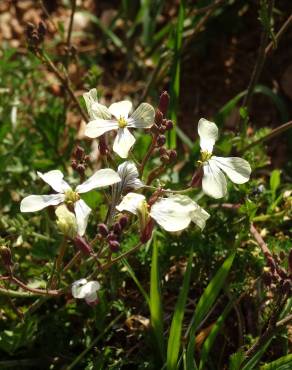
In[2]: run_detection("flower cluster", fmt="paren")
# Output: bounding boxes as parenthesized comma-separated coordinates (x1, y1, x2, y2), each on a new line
(20, 90, 251, 305)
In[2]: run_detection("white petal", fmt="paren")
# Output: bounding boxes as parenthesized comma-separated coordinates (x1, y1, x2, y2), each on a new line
(76, 169, 121, 194)
(109, 100, 132, 119)
(202, 159, 227, 199)
(84, 119, 118, 138)
(74, 200, 91, 236)
(117, 161, 144, 190)
(20, 194, 65, 212)
(83, 89, 112, 120)
(128, 103, 155, 128)
(198, 118, 218, 153)
(72, 279, 100, 299)
(37, 170, 71, 193)
(212, 156, 251, 184)
(190, 205, 210, 230)
(113, 128, 136, 158)
(116, 192, 146, 215)
(150, 195, 196, 232)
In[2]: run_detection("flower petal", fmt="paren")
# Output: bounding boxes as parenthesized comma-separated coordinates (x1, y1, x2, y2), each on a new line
(72, 279, 100, 299)
(84, 119, 118, 138)
(74, 199, 91, 236)
(109, 100, 132, 119)
(150, 194, 208, 232)
(37, 170, 71, 193)
(76, 169, 121, 194)
(116, 192, 146, 215)
(212, 156, 251, 184)
(117, 161, 144, 190)
(198, 118, 218, 153)
(113, 128, 136, 158)
(83, 89, 111, 120)
(202, 159, 227, 199)
(128, 103, 155, 128)
(20, 194, 65, 212)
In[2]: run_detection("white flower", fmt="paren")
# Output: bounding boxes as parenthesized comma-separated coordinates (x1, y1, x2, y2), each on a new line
(116, 192, 209, 232)
(198, 118, 251, 199)
(84, 99, 155, 158)
(20, 169, 121, 236)
(71, 278, 100, 304)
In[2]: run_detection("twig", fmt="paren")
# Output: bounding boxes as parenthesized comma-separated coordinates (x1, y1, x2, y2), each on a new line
(139, 136, 157, 177)
(2, 276, 62, 296)
(265, 13, 292, 55)
(101, 242, 143, 271)
(240, 0, 274, 115)
(240, 120, 292, 154)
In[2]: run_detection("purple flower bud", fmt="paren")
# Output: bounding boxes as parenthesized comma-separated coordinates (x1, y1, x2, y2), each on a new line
(119, 215, 128, 229)
(190, 167, 203, 188)
(168, 150, 177, 161)
(74, 236, 93, 256)
(113, 222, 122, 235)
(99, 135, 108, 156)
(107, 232, 118, 241)
(155, 110, 163, 126)
(157, 135, 166, 147)
(109, 240, 120, 252)
(140, 220, 154, 244)
(74, 145, 85, 160)
(159, 125, 166, 134)
(0, 246, 12, 267)
(160, 154, 170, 163)
(98, 223, 108, 237)
(165, 120, 173, 130)
(158, 91, 170, 116)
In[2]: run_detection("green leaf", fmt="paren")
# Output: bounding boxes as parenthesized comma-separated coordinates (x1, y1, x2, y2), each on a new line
(186, 252, 236, 370)
(150, 234, 164, 360)
(229, 350, 245, 370)
(260, 354, 292, 369)
(270, 169, 281, 198)
(167, 246, 193, 370)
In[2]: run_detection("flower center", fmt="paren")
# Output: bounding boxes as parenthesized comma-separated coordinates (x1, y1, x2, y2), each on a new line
(64, 189, 80, 205)
(117, 116, 127, 128)
(197, 151, 213, 165)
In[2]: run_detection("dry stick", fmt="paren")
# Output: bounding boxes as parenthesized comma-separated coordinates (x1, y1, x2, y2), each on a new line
(265, 13, 292, 56)
(240, 120, 292, 154)
(7, 276, 61, 296)
(38, 51, 88, 122)
(241, 0, 274, 116)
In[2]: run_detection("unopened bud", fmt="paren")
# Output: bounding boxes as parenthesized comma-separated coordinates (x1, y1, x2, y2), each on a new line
(158, 91, 170, 116)
(140, 219, 154, 244)
(74, 145, 85, 160)
(109, 240, 120, 252)
(74, 235, 93, 255)
(76, 164, 85, 174)
(55, 205, 78, 239)
(113, 222, 122, 235)
(71, 159, 78, 170)
(155, 110, 163, 126)
(190, 167, 203, 188)
(165, 120, 173, 130)
(119, 215, 128, 229)
(157, 135, 166, 147)
(98, 223, 108, 237)
(0, 246, 12, 267)
(38, 21, 47, 36)
(151, 124, 160, 134)
(159, 125, 166, 134)
(168, 150, 177, 162)
(160, 154, 169, 163)
(107, 232, 118, 241)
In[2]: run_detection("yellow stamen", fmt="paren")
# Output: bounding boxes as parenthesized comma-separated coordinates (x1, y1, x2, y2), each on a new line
(64, 189, 80, 205)
(117, 116, 127, 128)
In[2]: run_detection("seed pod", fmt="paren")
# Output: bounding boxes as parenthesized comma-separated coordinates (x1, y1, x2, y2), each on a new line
(119, 215, 128, 229)
(109, 240, 120, 252)
(157, 135, 166, 147)
(158, 91, 170, 116)
(98, 223, 108, 237)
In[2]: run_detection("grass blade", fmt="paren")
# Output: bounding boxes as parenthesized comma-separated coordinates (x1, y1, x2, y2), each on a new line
(186, 252, 236, 370)
(260, 354, 292, 369)
(166, 246, 193, 370)
(150, 234, 164, 360)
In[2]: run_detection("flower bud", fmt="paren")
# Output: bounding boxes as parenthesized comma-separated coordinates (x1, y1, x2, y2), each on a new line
(157, 135, 166, 147)
(98, 223, 108, 237)
(71, 159, 78, 170)
(158, 91, 170, 116)
(107, 232, 118, 241)
(74, 145, 85, 160)
(109, 240, 120, 252)
(159, 147, 167, 156)
(0, 246, 13, 267)
(38, 21, 47, 36)
(165, 120, 173, 130)
(140, 219, 154, 244)
(159, 125, 166, 134)
(113, 222, 122, 235)
(160, 154, 170, 163)
(155, 110, 163, 126)
(190, 167, 203, 188)
(74, 235, 93, 255)
(119, 215, 128, 229)
(151, 124, 160, 134)
(168, 150, 177, 162)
